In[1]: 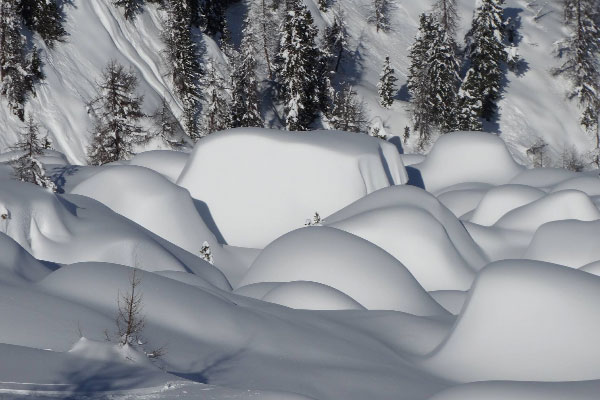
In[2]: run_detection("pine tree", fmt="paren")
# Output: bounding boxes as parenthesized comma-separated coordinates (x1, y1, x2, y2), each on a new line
(87, 61, 146, 165)
(150, 96, 185, 147)
(162, 0, 203, 139)
(369, 0, 390, 32)
(322, 9, 347, 73)
(456, 68, 483, 131)
(10, 114, 56, 191)
(327, 84, 367, 133)
(407, 13, 460, 145)
(20, 0, 66, 47)
(231, 26, 263, 128)
(202, 62, 231, 135)
(318, 0, 329, 12)
(378, 56, 397, 108)
(113, 0, 143, 21)
(460, 0, 506, 122)
(247, 0, 281, 80)
(277, 0, 321, 131)
(201, 0, 226, 36)
(555, 0, 600, 164)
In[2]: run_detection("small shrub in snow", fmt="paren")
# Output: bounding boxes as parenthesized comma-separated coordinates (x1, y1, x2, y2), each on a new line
(200, 241, 214, 264)
(305, 212, 322, 226)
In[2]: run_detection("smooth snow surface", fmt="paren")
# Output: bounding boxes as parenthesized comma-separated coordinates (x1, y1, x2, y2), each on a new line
(178, 128, 408, 248)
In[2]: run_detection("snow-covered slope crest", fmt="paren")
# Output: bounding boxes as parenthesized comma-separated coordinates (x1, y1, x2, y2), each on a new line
(178, 128, 408, 248)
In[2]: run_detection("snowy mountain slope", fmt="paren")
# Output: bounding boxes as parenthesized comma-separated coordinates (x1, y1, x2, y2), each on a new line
(0, 0, 590, 166)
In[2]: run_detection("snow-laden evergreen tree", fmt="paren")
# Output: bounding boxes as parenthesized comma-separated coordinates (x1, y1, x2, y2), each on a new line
(456, 68, 483, 131)
(87, 60, 146, 165)
(407, 13, 461, 146)
(202, 61, 231, 136)
(162, 0, 203, 139)
(10, 114, 56, 191)
(201, 0, 226, 36)
(277, 0, 321, 131)
(318, 0, 329, 12)
(0, 1, 32, 121)
(200, 241, 213, 264)
(322, 9, 347, 73)
(20, 0, 66, 47)
(327, 84, 367, 133)
(369, 0, 390, 32)
(113, 0, 143, 21)
(555, 0, 600, 164)
(432, 0, 459, 36)
(377, 56, 397, 108)
(460, 0, 506, 122)
(150, 96, 185, 147)
(231, 27, 263, 128)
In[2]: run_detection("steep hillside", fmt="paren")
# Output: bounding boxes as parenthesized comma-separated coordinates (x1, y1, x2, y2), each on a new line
(0, 0, 591, 166)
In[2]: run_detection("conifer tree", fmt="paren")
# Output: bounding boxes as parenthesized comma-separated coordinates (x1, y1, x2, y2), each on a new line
(327, 84, 367, 133)
(318, 0, 329, 12)
(369, 0, 390, 32)
(277, 0, 321, 131)
(407, 13, 460, 145)
(113, 0, 143, 21)
(432, 0, 459, 36)
(378, 56, 397, 108)
(0, 1, 31, 120)
(201, 0, 226, 36)
(202, 62, 231, 135)
(460, 0, 506, 122)
(20, 0, 66, 46)
(231, 27, 262, 128)
(555, 0, 600, 164)
(87, 61, 146, 165)
(322, 9, 347, 73)
(10, 114, 56, 191)
(247, 0, 280, 80)
(456, 68, 483, 131)
(150, 96, 185, 147)
(162, 0, 203, 139)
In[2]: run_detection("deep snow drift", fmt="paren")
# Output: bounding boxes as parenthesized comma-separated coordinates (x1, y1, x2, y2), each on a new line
(3, 129, 600, 400)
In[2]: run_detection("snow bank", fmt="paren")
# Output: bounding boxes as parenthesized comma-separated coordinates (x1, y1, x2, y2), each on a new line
(414, 132, 524, 193)
(493, 189, 600, 232)
(129, 150, 189, 182)
(421, 260, 600, 382)
(509, 168, 579, 188)
(238, 226, 447, 316)
(177, 128, 408, 248)
(469, 184, 546, 226)
(0, 233, 53, 283)
(258, 281, 367, 311)
(525, 220, 600, 268)
(550, 175, 600, 197)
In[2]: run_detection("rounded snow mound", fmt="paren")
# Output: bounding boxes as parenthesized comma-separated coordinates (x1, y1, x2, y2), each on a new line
(177, 128, 408, 248)
(325, 185, 487, 288)
(415, 132, 524, 193)
(509, 167, 579, 188)
(493, 189, 600, 232)
(71, 165, 218, 256)
(550, 175, 600, 197)
(524, 220, 600, 268)
(238, 226, 448, 316)
(421, 260, 600, 382)
(469, 184, 546, 226)
(129, 150, 189, 182)
(237, 281, 366, 311)
(0, 232, 53, 283)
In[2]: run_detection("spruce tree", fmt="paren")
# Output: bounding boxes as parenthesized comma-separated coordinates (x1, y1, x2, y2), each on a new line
(322, 10, 347, 73)
(460, 0, 506, 122)
(202, 62, 231, 135)
(247, 0, 280, 80)
(369, 0, 390, 32)
(21, 0, 66, 47)
(432, 0, 459, 36)
(555, 0, 600, 164)
(277, 0, 321, 131)
(231, 26, 262, 128)
(0, 1, 31, 120)
(201, 0, 226, 36)
(456, 68, 483, 131)
(162, 0, 203, 139)
(318, 0, 329, 12)
(87, 61, 146, 165)
(10, 114, 56, 191)
(378, 56, 397, 108)
(407, 13, 460, 145)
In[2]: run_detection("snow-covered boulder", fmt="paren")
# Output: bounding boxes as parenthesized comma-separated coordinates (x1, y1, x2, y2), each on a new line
(177, 128, 408, 248)
(468, 184, 546, 226)
(129, 150, 189, 182)
(238, 226, 447, 316)
(414, 132, 524, 193)
(420, 260, 600, 382)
